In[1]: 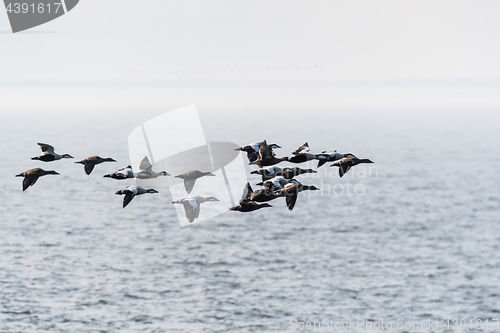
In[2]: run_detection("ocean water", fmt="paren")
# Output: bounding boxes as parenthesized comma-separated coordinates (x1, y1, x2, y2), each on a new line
(1, 108, 500, 332)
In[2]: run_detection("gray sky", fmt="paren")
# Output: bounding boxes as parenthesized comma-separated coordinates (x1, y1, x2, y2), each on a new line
(1, 0, 500, 110)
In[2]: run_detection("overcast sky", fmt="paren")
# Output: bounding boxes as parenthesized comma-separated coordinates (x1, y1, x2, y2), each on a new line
(1, 0, 500, 110)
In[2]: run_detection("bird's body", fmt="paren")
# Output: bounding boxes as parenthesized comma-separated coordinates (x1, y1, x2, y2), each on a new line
(241, 182, 284, 203)
(330, 156, 374, 177)
(251, 166, 317, 180)
(104, 166, 134, 180)
(135, 156, 169, 179)
(75, 156, 116, 175)
(115, 185, 158, 208)
(172, 196, 219, 223)
(287, 142, 322, 164)
(256, 176, 298, 191)
(274, 182, 319, 210)
(15, 168, 59, 191)
(249, 141, 288, 167)
(230, 183, 274, 211)
(31, 143, 73, 162)
(316, 150, 355, 168)
(235, 141, 281, 163)
(175, 170, 215, 193)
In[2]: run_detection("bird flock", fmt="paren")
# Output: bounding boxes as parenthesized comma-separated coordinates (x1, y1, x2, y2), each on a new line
(16, 141, 373, 224)
(230, 140, 374, 212)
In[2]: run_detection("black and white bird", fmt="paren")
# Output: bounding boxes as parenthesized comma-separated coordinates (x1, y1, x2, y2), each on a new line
(135, 156, 169, 179)
(330, 156, 374, 177)
(75, 156, 116, 175)
(15, 168, 59, 191)
(175, 170, 215, 194)
(256, 176, 298, 191)
(31, 143, 73, 162)
(115, 185, 158, 208)
(104, 165, 134, 180)
(249, 141, 288, 167)
(274, 182, 319, 211)
(287, 142, 323, 164)
(172, 196, 219, 223)
(235, 141, 281, 163)
(316, 150, 356, 168)
(251, 166, 316, 181)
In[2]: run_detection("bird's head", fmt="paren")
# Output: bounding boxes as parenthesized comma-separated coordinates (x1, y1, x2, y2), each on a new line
(159, 171, 170, 176)
(147, 189, 159, 194)
(62, 154, 73, 159)
(205, 197, 219, 202)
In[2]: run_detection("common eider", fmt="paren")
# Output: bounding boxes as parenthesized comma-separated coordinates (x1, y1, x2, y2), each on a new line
(15, 168, 59, 191)
(256, 176, 298, 191)
(316, 150, 356, 168)
(31, 143, 73, 162)
(104, 166, 134, 180)
(249, 141, 288, 167)
(251, 166, 317, 180)
(240, 182, 283, 203)
(135, 156, 169, 179)
(115, 185, 158, 208)
(175, 170, 215, 194)
(287, 142, 322, 164)
(330, 156, 374, 177)
(75, 156, 116, 175)
(235, 141, 281, 163)
(172, 196, 219, 223)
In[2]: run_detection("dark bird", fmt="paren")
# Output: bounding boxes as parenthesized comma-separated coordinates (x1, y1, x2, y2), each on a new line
(75, 156, 116, 175)
(274, 182, 319, 210)
(235, 140, 281, 163)
(31, 143, 73, 162)
(287, 142, 322, 163)
(115, 185, 158, 208)
(15, 168, 59, 191)
(229, 200, 273, 212)
(316, 150, 356, 168)
(249, 141, 288, 167)
(330, 156, 374, 177)
(229, 183, 274, 211)
(104, 165, 134, 180)
(251, 166, 317, 181)
(135, 156, 169, 179)
(240, 182, 284, 203)
(175, 170, 215, 193)
(172, 196, 219, 223)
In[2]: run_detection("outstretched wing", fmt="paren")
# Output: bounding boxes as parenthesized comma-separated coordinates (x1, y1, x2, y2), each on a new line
(38, 143, 55, 154)
(339, 165, 351, 177)
(331, 157, 354, 177)
(184, 179, 196, 193)
(292, 142, 309, 155)
(182, 201, 198, 223)
(285, 192, 298, 211)
(139, 156, 153, 171)
(240, 183, 253, 203)
(317, 160, 328, 168)
(123, 192, 135, 208)
(84, 162, 95, 175)
(258, 141, 274, 160)
(22, 175, 38, 191)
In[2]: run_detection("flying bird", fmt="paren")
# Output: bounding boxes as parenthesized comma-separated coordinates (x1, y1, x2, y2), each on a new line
(115, 185, 158, 208)
(103, 165, 134, 180)
(135, 156, 170, 179)
(75, 156, 116, 175)
(249, 141, 288, 167)
(15, 168, 59, 191)
(256, 176, 298, 191)
(172, 196, 219, 223)
(251, 166, 316, 181)
(175, 170, 215, 194)
(330, 156, 374, 177)
(229, 183, 273, 212)
(316, 150, 356, 168)
(239, 182, 284, 203)
(31, 143, 73, 162)
(287, 142, 323, 164)
(235, 141, 281, 163)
